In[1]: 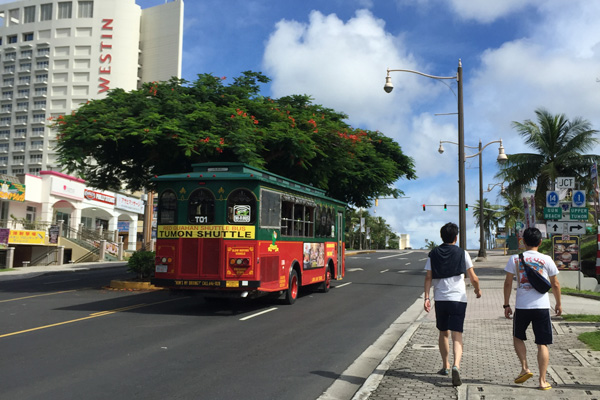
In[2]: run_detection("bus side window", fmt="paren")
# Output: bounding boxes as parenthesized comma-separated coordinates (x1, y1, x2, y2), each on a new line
(305, 206, 314, 237)
(281, 200, 293, 236)
(188, 189, 215, 224)
(158, 190, 177, 224)
(227, 189, 256, 224)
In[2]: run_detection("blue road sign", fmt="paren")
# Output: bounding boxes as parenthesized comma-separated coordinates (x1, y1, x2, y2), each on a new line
(572, 190, 585, 207)
(546, 191, 559, 207)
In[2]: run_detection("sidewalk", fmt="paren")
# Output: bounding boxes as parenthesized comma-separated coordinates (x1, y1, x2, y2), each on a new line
(354, 250, 600, 400)
(0, 260, 127, 281)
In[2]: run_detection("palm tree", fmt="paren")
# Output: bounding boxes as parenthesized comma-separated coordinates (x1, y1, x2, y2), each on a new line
(473, 198, 502, 249)
(496, 108, 600, 219)
(499, 190, 525, 235)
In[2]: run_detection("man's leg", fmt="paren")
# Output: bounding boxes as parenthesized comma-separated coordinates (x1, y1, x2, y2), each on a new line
(513, 337, 529, 374)
(439, 330, 450, 369)
(451, 331, 463, 369)
(537, 344, 550, 388)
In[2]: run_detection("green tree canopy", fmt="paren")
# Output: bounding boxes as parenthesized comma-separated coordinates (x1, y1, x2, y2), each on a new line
(53, 72, 416, 207)
(495, 108, 599, 217)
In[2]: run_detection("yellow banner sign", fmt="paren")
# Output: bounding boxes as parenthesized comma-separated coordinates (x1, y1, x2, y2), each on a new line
(158, 225, 255, 239)
(9, 230, 46, 245)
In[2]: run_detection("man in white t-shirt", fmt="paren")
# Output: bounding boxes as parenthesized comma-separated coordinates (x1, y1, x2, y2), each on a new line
(503, 227, 562, 391)
(424, 222, 481, 386)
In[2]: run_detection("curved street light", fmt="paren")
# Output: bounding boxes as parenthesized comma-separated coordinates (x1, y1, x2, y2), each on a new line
(384, 60, 466, 249)
(439, 139, 507, 258)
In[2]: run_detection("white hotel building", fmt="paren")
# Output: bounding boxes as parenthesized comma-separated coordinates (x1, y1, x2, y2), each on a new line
(0, 0, 183, 258)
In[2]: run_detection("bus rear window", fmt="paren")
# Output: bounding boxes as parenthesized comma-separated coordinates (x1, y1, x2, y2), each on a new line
(188, 188, 215, 224)
(227, 189, 256, 224)
(158, 190, 177, 224)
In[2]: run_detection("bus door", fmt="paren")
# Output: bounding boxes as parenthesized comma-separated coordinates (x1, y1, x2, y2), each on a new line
(336, 211, 344, 279)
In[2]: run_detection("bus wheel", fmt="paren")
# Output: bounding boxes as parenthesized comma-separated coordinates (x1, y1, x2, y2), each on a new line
(284, 270, 299, 305)
(320, 267, 331, 293)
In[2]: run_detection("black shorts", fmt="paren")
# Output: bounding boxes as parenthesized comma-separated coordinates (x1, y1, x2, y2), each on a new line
(513, 308, 553, 345)
(434, 301, 467, 333)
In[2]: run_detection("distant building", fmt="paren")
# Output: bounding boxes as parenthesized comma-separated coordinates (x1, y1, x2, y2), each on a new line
(0, 0, 183, 174)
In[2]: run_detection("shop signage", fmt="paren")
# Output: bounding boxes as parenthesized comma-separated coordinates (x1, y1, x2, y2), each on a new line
(84, 189, 115, 205)
(50, 177, 84, 200)
(116, 194, 144, 214)
(0, 179, 25, 202)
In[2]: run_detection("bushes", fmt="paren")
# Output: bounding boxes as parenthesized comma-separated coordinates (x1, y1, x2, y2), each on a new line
(127, 250, 155, 279)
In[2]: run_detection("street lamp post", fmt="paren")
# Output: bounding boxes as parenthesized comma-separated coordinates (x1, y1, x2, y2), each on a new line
(438, 139, 507, 258)
(384, 60, 466, 248)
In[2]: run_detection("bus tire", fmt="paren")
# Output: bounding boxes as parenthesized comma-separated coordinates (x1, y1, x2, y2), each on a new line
(320, 267, 331, 293)
(284, 269, 299, 305)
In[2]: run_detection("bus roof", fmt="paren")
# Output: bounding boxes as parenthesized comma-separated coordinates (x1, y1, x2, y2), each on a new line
(152, 162, 346, 206)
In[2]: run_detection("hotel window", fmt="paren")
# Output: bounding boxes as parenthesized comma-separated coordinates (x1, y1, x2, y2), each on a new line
(23, 33, 34, 42)
(40, 3, 52, 21)
(16, 115, 28, 124)
(13, 155, 25, 164)
(58, 2, 73, 19)
(35, 73, 49, 82)
(31, 140, 44, 149)
(24, 6, 36, 23)
(36, 61, 49, 69)
(0, 156, 7, 165)
(8, 35, 17, 44)
(9, 9, 20, 25)
(0, 144, 8, 152)
(35, 88, 47, 96)
(37, 48, 50, 56)
(34, 100, 46, 109)
(5, 52, 16, 61)
(18, 76, 31, 85)
(12, 168, 24, 175)
(16, 102, 28, 111)
(78, 1, 93, 18)
(0, 131, 9, 140)
(32, 128, 45, 137)
(14, 142, 26, 151)
(33, 113, 45, 122)
(17, 89, 29, 98)
(3, 78, 14, 87)
(20, 63, 31, 72)
(0, 105, 11, 113)
(29, 167, 41, 174)
(4, 65, 15, 73)
(20, 50, 33, 58)
(0, 117, 11, 126)
(2, 92, 12, 100)
(30, 154, 43, 163)
(15, 128, 26, 137)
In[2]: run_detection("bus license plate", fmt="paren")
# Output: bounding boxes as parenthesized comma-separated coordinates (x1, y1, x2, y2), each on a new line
(155, 264, 168, 273)
(226, 281, 239, 288)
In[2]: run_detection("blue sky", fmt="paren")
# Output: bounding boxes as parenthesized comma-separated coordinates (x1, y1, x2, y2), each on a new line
(136, 0, 600, 250)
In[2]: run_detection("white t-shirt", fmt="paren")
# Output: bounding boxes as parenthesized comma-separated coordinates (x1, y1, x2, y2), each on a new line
(504, 250, 559, 309)
(424, 250, 473, 303)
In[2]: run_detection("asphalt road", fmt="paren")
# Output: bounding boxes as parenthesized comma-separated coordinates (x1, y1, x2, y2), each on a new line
(0, 250, 429, 400)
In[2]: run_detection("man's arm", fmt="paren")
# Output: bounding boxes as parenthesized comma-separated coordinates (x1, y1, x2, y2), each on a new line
(503, 273, 514, 319)
(549, 275, 562, 316)
(466, 267, 482, 297)
(424, 270, 433, 312)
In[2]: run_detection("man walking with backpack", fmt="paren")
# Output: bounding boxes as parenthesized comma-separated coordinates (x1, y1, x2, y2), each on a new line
(503, 227, 562, 391)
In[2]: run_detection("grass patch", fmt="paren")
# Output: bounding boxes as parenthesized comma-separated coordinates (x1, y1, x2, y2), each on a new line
(0, 268, 12, 272)
(578, 331, 600, 351)
(561, 287, 600, 299)
(562, 314, 600, 322)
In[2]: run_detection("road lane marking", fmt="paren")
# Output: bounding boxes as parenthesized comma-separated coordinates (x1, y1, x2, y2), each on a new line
(334, 282, 352, 288)
(347, 268, 364, 272)
(0, 290, 77, 303)
(377, 254, 404, 259)
(0, 297, 183, 339)
(239, 307, 278, 321)
(380, 269, 389, 273)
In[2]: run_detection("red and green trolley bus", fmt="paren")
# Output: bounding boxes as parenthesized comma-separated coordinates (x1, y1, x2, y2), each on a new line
(150, 162, 346, 304)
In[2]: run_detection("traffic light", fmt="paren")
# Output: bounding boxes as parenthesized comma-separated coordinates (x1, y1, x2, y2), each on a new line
(465, 204, 469, 210)
(443, 204, 447, 211)
(422, 204, 426, 211)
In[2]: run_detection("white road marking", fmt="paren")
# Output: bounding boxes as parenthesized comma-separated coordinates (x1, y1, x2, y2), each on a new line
(239, 307, 278, 321)
(334, 282, 352, 289)
(380, 269, 389, 273)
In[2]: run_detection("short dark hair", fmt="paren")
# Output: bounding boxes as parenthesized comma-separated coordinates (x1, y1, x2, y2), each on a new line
(523, 227, 542, 247)
(440, 222, 458, 244)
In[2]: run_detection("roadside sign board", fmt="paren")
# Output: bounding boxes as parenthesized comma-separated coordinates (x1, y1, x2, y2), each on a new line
(570, 207, 588, 221)
(572, 190, 585, 207)
(552, 235, 580, 271)
(546, 191, 559, 207)
(556, 177, 575, 189)
(546, 221, 586, 235)
(543, 207, 562, 220)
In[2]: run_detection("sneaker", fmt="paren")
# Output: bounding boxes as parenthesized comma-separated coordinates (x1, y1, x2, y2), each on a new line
(437, 368, 450, 376)
(452, 366, 462, 386)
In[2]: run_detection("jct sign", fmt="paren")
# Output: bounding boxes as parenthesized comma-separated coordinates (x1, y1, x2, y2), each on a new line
(555, 177, 575, 189)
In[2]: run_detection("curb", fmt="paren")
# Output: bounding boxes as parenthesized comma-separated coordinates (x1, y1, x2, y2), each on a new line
(108, 280, 163, 290)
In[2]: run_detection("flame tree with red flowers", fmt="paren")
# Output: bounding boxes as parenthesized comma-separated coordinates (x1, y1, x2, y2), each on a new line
(52, 71, 415, 207)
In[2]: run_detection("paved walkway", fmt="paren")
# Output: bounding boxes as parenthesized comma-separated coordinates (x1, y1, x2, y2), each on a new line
(353, 251, 600, 400)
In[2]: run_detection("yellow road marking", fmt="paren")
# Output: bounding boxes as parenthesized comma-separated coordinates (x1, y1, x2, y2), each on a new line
(0, 298, 183, 339)
(0, 290, 77, 303)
